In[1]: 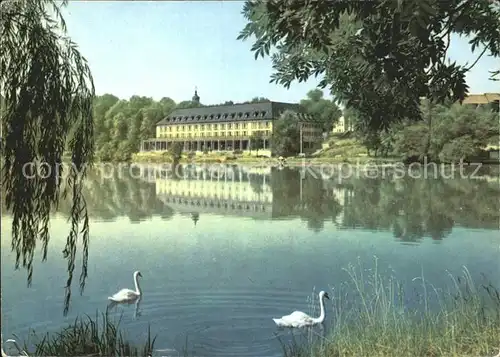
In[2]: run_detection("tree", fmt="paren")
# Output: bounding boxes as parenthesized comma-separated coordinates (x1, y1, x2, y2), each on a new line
(272, 110, 301, 156)
(249, 130, 264, 155)
(300, 89, 341, 132)
(238, 0, 500, 134)
(1, 0, 94, 315)
(176, 100, 203, 109)
(391, 102, 499, 162)
(243, 97, 269, 104)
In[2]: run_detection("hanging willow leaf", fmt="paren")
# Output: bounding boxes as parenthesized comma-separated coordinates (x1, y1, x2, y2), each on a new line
(1, 0, 94, 316)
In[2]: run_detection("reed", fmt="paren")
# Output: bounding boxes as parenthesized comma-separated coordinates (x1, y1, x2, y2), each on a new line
(282, 257, 500, 357)
(15, 309, 156, 356)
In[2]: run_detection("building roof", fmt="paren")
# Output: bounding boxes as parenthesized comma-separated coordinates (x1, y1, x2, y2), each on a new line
(156, 101, 302, 126)
(462, 93, 500, 105)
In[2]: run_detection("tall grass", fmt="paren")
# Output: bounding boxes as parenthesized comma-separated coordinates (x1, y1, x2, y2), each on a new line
(14, 309, 156, 356)
(283, 257, 500, 357)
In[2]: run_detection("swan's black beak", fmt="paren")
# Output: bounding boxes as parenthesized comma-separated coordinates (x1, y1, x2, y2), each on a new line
(324, 293, 330, 300)
(138, 272, 143, 277)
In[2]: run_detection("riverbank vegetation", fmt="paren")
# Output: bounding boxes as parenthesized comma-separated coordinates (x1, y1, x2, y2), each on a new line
(282, 262, 500, 357)
(342, 100, 499, 164)
(238, 0, 500, 165)
(8, 310, 156, 356)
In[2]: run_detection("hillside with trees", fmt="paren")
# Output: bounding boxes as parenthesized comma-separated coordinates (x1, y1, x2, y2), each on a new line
(90, 91, 341, 161)
(339, 99, 499, 163)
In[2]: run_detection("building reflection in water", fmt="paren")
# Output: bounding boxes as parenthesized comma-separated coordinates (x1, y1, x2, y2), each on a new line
(151, 165, 349, 230)
(155, 166, 274, 222)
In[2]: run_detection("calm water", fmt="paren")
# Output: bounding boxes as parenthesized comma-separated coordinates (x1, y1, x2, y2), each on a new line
(2, 164, 500, 356)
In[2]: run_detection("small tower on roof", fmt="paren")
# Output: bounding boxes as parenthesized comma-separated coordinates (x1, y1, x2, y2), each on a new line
(192, 86, 200, 104)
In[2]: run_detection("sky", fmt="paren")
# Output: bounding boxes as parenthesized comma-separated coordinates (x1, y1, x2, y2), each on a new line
(63, 1, 499, 105)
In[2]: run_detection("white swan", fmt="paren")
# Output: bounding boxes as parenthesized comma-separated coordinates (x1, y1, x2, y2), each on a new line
(272, 290, 330, 328)
(1, 338, 28, 357)
(108, 271, 142, 303)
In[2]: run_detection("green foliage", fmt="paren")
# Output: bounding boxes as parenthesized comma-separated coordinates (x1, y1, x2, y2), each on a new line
(243, 96, 269, 104)
(24, 310, 156, 356)
(299, 89, 341, 131)
(1, 0, 95, 315)
(93, 95, 176, 162)
(283, 260, 500, 357)
(176, 100, 203, 109)
(249, 130, 264, 153)
(169, 141, 183, 163)
(271, 110, 301, 156)
(391, 103, 499, 162)
(238, 0, 500, 134)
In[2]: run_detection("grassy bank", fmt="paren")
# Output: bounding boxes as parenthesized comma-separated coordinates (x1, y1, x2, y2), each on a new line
(8, 310, 156, 356)
(130, 135, 400, 165)
(283, 260, 500, 357)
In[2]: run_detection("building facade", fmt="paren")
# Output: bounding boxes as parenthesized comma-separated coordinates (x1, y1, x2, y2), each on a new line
(462, 92, 500, 111)
(140, 90, 324, 154)
(331, 115, 353, 134)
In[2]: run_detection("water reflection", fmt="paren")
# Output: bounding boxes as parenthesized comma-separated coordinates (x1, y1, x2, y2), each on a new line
(3, 164, 498, 244)
(150, 164, 499, 242)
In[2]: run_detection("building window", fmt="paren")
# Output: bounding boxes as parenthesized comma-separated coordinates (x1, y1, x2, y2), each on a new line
(228, 123, 232, 129)
(235, 123, 239, 129)
(265, 121, 270, 127)
(201, 124, 205, 130)
(221, 124, 226, 129)
(214, 124, 218, 129)
(243, 131, 247, 136)
(188, 125, 191, 130)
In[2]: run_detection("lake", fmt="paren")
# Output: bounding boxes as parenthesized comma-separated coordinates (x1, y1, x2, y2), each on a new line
(2, 163, 499, 357)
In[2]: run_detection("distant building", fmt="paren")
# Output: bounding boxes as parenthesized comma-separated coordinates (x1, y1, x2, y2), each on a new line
(331, 115, 353, 134)
(141, 89, 324, 154)
(462, 92, 500, 111)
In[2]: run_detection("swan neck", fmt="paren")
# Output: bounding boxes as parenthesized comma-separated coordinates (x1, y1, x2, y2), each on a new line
(134, 274, 142, 295)
(316, 295, 326, 323)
